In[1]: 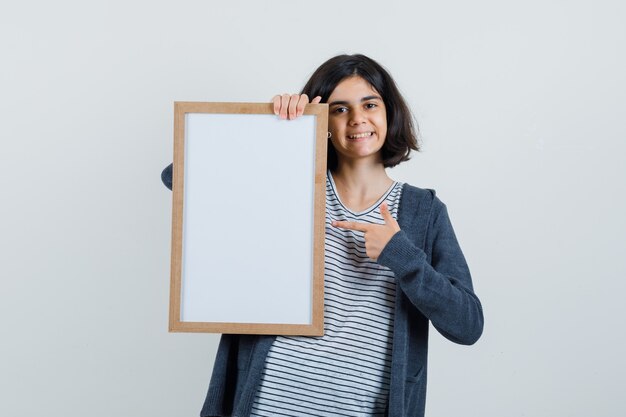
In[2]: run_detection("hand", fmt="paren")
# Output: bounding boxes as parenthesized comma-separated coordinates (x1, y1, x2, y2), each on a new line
(272, 93, 322, 120)
(331, 202, 401, 261)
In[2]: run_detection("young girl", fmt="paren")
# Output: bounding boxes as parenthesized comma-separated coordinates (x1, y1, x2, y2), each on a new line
(162, 54, 483, 417)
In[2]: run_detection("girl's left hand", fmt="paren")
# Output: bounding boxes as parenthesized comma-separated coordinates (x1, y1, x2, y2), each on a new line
(331, 202, 401, 261)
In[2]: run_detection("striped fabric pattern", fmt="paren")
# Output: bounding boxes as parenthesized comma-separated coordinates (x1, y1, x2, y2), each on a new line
(250, 173, 404, 417)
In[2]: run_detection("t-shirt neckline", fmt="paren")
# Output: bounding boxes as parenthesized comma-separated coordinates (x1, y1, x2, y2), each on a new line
(327, 170, 398, 217)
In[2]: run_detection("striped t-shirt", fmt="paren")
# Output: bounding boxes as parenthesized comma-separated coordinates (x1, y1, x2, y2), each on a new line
(250, 173, 403, 417)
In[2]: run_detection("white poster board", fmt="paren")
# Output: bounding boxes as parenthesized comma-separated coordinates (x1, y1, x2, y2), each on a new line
(169, 102, 327, 335)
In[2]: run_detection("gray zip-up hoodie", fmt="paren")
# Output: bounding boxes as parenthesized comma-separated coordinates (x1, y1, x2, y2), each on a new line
(161, 164, 484, 417)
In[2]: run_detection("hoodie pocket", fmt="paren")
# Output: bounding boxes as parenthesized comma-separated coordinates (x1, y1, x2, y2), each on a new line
(405, 366, 426, 415)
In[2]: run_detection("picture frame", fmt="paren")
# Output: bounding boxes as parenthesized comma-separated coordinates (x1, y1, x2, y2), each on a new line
(169, 102, 328, 335)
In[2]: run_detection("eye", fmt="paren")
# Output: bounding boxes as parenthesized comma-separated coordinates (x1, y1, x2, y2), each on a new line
(332, 106, 348, 114)
(365, 102, 378, 109)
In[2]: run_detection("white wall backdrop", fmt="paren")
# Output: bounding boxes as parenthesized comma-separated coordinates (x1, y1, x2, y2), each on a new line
(1, 1, 625, 416)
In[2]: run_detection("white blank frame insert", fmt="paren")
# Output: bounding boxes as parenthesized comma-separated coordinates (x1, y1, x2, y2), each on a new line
(169, 102, 327, 335)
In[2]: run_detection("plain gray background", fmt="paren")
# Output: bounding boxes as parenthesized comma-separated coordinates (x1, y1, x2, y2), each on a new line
(1, 1, 624, 416)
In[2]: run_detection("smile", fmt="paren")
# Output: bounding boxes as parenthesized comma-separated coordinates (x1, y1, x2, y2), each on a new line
(348, 132, 373, 139)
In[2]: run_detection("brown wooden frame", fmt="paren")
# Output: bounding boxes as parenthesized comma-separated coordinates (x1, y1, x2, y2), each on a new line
(169, 102, 327, 335)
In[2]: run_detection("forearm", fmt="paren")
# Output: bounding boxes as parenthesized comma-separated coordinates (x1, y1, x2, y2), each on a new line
(377, 227, 484, 345)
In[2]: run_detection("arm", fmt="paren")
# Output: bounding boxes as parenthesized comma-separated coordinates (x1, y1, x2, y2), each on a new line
(377, 198, 484, 345)
(161, 163, 173, 191)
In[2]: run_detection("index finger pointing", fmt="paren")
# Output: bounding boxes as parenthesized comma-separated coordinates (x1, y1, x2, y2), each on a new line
(332, 220, 370, 233)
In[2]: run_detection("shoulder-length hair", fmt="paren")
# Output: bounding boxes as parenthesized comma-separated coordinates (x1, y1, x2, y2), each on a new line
(301, 54, 419, 170)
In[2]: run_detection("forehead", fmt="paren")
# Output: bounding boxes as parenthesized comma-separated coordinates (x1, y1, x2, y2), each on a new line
(328, 76, 381, 101)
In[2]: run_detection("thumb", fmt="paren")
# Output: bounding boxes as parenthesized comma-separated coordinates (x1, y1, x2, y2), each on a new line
(311, 96, 322, 104)
(380, 202, 400, 230)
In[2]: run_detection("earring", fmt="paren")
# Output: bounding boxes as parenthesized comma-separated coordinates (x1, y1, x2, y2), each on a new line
(327, 132, 332, 139)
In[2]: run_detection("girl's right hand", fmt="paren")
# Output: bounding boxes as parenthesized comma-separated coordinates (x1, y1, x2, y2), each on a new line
(272, 94, 322, 120)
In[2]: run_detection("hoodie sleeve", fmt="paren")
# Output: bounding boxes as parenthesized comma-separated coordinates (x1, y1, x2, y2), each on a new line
(376, 197, 484, 345)
(161, 163, 173, 191)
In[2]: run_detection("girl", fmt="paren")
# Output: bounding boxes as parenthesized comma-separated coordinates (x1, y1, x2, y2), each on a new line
(162, 54, 483, 417)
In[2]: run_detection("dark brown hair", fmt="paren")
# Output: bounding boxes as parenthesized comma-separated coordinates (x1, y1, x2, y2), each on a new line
(301, 54, 420, 170)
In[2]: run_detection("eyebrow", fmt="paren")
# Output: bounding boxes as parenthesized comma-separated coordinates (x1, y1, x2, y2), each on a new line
(328, 95, 382, 106)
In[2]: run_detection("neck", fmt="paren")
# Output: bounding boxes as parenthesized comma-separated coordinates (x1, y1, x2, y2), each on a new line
(332, 159, 389, 189)
(330, 157, 394, 211)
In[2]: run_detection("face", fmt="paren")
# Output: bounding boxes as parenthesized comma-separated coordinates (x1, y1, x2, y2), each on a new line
(327, 76, 387, 165)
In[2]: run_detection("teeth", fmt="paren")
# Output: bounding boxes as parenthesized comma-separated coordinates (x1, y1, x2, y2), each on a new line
(349, 132, 372, 139)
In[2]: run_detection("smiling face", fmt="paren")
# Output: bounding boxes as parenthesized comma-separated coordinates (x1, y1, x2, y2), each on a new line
(327, 76, 388, 166)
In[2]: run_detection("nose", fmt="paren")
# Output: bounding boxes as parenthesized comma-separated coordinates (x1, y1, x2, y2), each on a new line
(349, 108, 366, 125)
